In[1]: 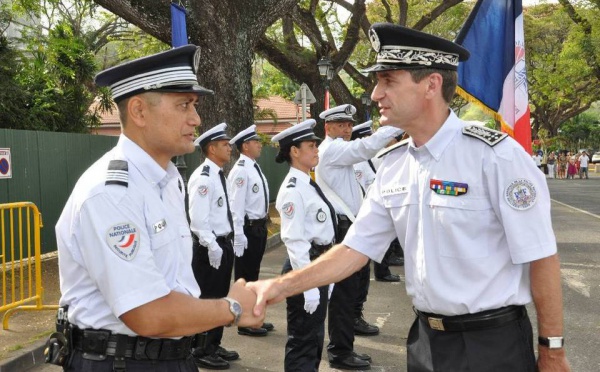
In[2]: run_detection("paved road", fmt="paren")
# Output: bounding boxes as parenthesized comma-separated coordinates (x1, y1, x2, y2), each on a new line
(32, 176, 600, 371)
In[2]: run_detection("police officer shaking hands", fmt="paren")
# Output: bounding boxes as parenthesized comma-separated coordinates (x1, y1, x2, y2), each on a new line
(248, 24, 570, 372)
(50, 46, 263, 372)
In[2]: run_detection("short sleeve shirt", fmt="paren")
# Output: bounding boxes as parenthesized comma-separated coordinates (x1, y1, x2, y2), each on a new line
(343, 111, 557, 315)
(56, 135, 200, 335)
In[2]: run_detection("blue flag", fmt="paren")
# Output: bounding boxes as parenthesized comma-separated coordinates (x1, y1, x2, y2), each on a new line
(171, 3, 188, 47)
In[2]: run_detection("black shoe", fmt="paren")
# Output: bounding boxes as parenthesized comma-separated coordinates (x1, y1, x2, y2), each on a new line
(352, 351, 372, 362)
(261, 322, 274, 331)
(329, 355, 371, 370)
(237, 326, 268, 337)
(216, 346, 239, 361)
(192, 352, 230, 370)
(389, 256, 404, 266)
(354, 317, 379, 336)
(375, 274, 401, 282)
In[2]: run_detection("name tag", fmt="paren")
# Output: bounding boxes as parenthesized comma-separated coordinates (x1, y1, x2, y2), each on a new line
(153, 219, 167, 233)
(381, 185, 408, 196)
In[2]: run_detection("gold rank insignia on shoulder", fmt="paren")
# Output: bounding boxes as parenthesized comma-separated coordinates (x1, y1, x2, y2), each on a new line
(430, 179, 468, 196)
(462, 125, 507, 147)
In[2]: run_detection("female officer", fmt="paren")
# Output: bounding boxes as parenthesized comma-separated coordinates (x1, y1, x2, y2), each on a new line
(271, 119, 337, 372)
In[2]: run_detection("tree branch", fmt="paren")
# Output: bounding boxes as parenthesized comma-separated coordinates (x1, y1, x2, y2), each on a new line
(412, 0, 464, 31)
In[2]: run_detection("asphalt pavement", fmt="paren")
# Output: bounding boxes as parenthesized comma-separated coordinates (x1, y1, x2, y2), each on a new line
(21, 173, 600, 371)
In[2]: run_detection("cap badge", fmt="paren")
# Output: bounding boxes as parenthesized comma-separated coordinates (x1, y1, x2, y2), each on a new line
(193, 47, 201, 74)
(344, 105, 354, 115)
(369, 28, 381, 53)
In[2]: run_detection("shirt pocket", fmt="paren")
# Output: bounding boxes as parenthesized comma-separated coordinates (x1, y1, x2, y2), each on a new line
(428, 194, 493, 259)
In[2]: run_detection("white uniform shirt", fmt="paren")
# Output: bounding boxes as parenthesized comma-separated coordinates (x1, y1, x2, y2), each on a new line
(343, 111, 557, 316)
(276, 168, 335, 270)
(227, 154, 270, 235)
(56, 135, 200, 335)
(188, 158, 234, 251)
(315, 126, 400, 216)
(354, 160, 377, 193)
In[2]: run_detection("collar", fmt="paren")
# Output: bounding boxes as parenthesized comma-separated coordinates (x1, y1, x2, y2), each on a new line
(117, 134, 172, 189)
(409, 110, 461, 161)
(288, 167, 312, 185)
(239, 153, 255, 165)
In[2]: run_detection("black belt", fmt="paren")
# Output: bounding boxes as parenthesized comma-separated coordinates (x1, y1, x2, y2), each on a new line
(309, 242, 333, 261)
(245, 217, 268, 227)
(71, 327, 193, 361)
(216, 233, 233, 244)
(414, 305, 525, 332)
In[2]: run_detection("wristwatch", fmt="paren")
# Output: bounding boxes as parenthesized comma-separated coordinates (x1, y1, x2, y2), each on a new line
(223, 297, 242, 327)
(538, 336, 564, 349)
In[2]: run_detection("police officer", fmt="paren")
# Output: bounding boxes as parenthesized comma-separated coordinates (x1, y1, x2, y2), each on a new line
(188, 123, 240, 370)
(228, 125, 274, 337)
(249, 24, 570, 372)
(54, 45, 262, 372)
(271, 119, 334, 372)
(316, 104, 403, 369)
(351, 121, 401, 283)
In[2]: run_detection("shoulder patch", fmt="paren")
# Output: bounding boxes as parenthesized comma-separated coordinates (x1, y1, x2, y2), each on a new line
(105, 160, 128, 187)
(376, 139, 409, 159)
(201, 165, 210, 177)
(462, 125, 508, 147)
(237, 159, 245, 166)
(286, 177, 297, 188)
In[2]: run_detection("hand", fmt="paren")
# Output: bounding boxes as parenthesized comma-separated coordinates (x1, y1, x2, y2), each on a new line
(537, 347, 570, 371)
(246, 278, 288, 318)
(233, 234, 248, 257)
(208, 246, 223, 269)
(227, 279, 264, 328)
(328, 284, 335, 300)
(303, 288, 320, 314)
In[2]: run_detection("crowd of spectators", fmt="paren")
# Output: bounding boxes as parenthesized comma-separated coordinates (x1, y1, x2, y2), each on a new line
(532, 150, 593, 180)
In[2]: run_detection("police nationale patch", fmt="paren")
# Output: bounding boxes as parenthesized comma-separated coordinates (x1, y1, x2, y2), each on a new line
(282, 202, 295, 218)
(106, 223, 140, 261)
(217, 196, 224, 207)
(252, 183, 259, 193)
(504, 179, 537, 210)
(316, 208, 327, 223)
(235, 177, 245, 188)
(198, 185, 208, 197)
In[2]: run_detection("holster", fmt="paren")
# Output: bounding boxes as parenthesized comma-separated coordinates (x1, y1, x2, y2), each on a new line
(44, 306, 71, 366)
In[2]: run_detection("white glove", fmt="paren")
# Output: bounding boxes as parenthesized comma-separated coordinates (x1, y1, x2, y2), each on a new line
(328, 284, 335, 300)
(233, 234, 248, 257)
(303, 288, 320, 314)
(208, 245, 223, 269)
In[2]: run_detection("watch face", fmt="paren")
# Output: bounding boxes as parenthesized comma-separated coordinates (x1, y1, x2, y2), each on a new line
(231, 301, 242, 315)
(548, 338, 563, 348)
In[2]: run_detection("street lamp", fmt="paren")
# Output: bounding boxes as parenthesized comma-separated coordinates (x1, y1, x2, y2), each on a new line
(317, 56, 334, 110)
(360, 92, 372, 121)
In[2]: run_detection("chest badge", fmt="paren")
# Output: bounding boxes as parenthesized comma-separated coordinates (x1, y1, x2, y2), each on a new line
(316, 208, 327, 223)
(430, 179, 468, 196)
(252, 183, 259, 193)
(504, 179, 537, 210)
(217, 196, 224, 207)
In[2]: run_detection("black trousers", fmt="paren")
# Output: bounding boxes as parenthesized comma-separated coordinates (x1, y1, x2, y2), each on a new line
(374, 238, 403, 278)
(406, 309, 536, 372)
(191, 236, 234, 355)
(282, 259, 328, 372)
(65, 350, 197, 371)
(234, 219, 268, 282)
(355, 261, 371, 319)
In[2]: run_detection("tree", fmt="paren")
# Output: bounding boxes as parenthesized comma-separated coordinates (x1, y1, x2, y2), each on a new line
(525, 4, 600, 137)
(92, 0, 301, 134)
(0, 36, 30, 129)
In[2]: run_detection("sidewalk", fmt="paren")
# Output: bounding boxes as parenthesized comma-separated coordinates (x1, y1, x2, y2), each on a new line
(0, 234, 281, 372)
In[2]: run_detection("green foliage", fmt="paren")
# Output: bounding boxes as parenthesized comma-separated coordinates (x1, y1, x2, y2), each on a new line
(253, 57, 298, 101)
(0, 36, 30, 129)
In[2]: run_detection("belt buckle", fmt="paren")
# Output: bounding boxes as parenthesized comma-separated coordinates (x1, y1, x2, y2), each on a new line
(428, 317, 445, 331)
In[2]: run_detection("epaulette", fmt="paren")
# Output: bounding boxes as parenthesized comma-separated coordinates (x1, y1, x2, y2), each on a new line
(237, 159, 245, 166)
(376, 139, 409, 159)
(105, 160, 128, 187)
(201, 165, 210, 177)
(462, 125, 507, 147)
(286, 177, 297, 188)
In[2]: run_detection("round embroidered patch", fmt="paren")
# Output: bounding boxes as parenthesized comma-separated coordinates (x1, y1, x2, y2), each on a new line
(106, 222, 140, 261)
(198, 185, 208, 197)
(316, 208, 327, 223)
(217, 196, 224, 207)
(252, 184, 259, 193)
(282, 202, 295, 219)
(235, 177, 245, 188)
(504, 179, 537, 210)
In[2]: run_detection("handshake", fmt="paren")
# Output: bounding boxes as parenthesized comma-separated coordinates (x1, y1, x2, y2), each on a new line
(225, 277, 290, 327)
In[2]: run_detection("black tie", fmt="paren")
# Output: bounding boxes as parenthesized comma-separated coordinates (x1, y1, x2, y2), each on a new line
(219, 170, 234, 233)
(254, 163, 269, 215)
(368, 159, 377, 174)
(309, 179, 338, 243)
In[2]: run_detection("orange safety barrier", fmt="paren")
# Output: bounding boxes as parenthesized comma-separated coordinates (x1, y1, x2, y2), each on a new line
(0, 202, 58, 330)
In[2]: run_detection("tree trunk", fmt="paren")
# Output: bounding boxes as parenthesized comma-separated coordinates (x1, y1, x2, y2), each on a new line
(93, 0, 300, 133)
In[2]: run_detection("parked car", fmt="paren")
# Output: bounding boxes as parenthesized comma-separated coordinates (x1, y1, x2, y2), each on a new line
(592, 152, 600, 164)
